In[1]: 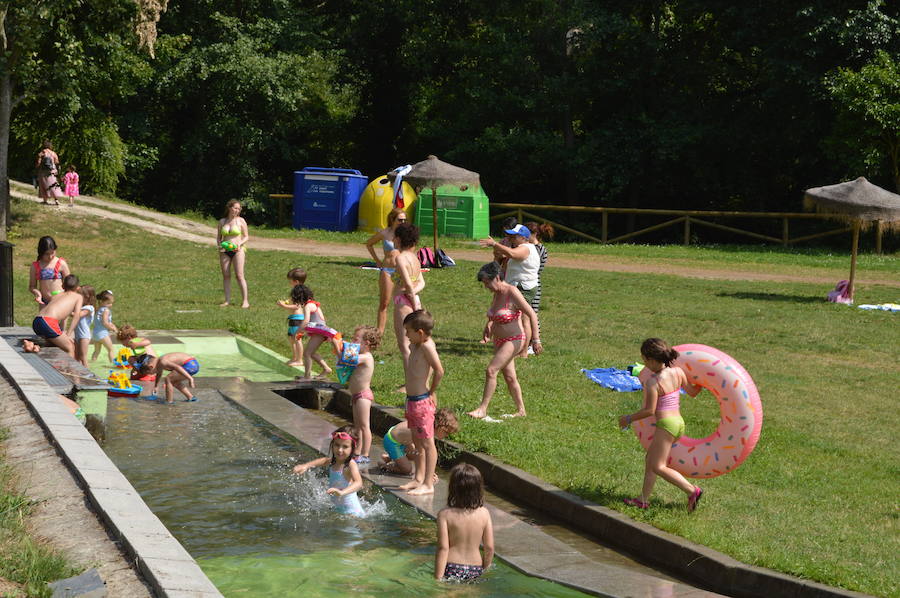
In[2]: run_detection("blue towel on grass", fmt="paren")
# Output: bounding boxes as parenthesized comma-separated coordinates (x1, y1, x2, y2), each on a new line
(581, 368, 642, 392)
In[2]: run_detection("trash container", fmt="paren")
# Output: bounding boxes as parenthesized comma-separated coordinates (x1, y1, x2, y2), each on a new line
(356, 175, 418, 233)
(0, 241, 14, 327)
(413, 184, 490, 240)
(293, 168, 368, 232)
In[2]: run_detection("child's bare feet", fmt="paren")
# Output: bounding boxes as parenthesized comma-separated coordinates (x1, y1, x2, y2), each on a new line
(286, 360, 302, 366)
(241, 302, 250, 308)
(408, 484, 434, 496)
(219, 302, 230, 307)
(398, 479, 420, 491)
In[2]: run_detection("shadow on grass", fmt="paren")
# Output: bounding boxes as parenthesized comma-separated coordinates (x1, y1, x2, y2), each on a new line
(566, 483, 689, 513)
(715, 291, 822, 303)
(437, 336, 492, 357)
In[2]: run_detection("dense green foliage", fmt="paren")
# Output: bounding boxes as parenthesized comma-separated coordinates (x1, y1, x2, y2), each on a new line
(5, 1, 900, 222)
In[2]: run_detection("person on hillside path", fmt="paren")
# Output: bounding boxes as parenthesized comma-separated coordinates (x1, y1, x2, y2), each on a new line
(35, 140, 64, 205)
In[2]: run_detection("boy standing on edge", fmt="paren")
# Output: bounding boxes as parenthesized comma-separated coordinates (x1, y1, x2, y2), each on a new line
(398, 309, 444, 496)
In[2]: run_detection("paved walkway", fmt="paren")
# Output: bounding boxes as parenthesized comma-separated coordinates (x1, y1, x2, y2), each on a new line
(12, 181, 898, 287)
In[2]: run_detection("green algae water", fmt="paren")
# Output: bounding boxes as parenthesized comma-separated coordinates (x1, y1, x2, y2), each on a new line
(84, 389, 589, 597)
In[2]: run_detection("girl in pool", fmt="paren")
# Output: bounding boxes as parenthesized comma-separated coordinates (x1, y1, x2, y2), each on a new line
(90, 290, 117, 362)
(435, 463, 494, 582)
(292, 426, 365, 517)
(364, 207, 407, 335)
(618, 338, 704, 512)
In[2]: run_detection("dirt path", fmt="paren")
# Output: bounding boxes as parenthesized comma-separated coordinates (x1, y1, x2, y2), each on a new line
(12, 181, 899, 287)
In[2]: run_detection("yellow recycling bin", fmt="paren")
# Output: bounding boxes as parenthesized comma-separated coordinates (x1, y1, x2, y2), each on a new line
(356, 175, 418, 233)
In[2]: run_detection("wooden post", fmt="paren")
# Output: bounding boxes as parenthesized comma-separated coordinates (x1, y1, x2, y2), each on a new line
(848, 220, 860, 300)
(875, 220, 883, 255)
(782, 218, 789, 246)
(601, 211, 608, 244)
(683, 216, 691, 245)
(431, 188, 439, 252)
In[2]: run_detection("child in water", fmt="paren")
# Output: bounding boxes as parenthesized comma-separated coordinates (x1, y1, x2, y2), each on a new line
(139, 352, 200, 403)
(90, 290, 117, 362)
(117, 324, 156, 360)
(292, 426, 365, 517)
(379, 408, 459, 478)
(435, 463, 494, 582)
(618, 338, 703, 511)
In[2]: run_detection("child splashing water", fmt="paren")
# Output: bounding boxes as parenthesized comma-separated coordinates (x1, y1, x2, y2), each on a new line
(435, 463, 494, 583)
(618, 338, 704, 512)
(292, 426, 365, 517)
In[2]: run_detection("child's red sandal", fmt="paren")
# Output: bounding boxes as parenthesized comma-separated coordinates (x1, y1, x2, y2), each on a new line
(623, 497, 649, 509)
(688, 486, 703, 512)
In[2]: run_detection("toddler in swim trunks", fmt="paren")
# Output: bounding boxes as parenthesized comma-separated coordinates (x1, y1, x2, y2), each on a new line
(276, 276, 309, 367)
(398, 310, 444, 497)
(139, 352, 200, 403)
(435, 463, 494, 583)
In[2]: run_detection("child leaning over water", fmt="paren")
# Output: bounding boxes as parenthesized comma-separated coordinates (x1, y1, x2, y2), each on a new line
(139, 352, 199, 403)
(380, 408, 459, 478)
(292, 426, 365, 517)
(73, 285, 95, 366)
(435, 463, 494, 583)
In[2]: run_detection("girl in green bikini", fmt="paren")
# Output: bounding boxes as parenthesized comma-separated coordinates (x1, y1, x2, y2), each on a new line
(618, 338, 704, 512)
(217, 200, 249, 308)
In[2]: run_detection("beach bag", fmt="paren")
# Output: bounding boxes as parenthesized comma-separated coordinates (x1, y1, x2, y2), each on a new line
(826, 280, 852, 304)
(436, 249, 456, 267)
(417, 246, 438, 268)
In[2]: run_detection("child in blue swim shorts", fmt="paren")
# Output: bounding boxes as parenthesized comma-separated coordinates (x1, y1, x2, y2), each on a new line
(139, 352, 200, 403)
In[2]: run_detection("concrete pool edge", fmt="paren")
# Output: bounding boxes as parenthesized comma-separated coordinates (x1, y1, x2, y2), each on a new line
(0, 337, 223, 598)
(319, 387, 874, 598)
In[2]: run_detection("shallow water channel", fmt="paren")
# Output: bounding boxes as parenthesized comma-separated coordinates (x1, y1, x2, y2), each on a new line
(85, 389, 590, 596)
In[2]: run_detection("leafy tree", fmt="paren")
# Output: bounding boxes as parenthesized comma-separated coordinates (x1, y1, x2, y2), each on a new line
(117, 6, 356, 218)
(825, 50, 900, 191)
(0, 0, 144, 239)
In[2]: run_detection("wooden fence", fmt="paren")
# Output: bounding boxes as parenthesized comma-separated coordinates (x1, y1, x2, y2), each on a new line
(268, 194, 890, 253)
(490, 203, 890, 253)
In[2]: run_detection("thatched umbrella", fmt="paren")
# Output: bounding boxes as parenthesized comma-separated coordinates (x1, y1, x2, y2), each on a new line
(388, 155, 480, 254)
(804, 177, 900, 300)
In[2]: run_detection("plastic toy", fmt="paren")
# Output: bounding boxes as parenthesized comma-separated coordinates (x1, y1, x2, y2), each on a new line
(335, 341, 360, 385)
(107, 370, 142, 398)
(113, 347, 134, 369)
(220, 241, 237, 252)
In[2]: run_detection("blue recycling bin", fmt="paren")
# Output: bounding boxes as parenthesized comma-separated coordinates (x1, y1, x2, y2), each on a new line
(293, 167, 368, 232)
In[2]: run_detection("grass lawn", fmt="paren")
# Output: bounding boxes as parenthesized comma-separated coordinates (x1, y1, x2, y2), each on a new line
(0, 428, 79, 596)
(6, 198, 899, 597)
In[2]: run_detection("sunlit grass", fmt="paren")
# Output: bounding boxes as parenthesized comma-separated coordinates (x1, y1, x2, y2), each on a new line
(7, 197, 899, 597)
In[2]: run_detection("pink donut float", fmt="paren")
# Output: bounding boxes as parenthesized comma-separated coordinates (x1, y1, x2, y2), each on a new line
(632, 343, 762, 479)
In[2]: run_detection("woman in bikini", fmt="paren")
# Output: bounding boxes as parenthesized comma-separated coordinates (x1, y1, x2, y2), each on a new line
(467, 261, 541, 419)
(391, 223, 424, 372)
(217, 199, 250, 308)
(28, 236, 71, 307)
(364, 208, 408, 335)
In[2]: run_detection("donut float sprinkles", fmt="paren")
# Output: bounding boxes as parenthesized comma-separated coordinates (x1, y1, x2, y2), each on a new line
(632, 344, 762, 479)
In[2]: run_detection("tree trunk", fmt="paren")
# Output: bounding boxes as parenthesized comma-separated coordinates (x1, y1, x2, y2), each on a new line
(0, 72, 11, 242)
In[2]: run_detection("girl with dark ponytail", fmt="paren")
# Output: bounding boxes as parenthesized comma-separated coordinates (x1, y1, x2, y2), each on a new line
(618, 338, 704, 512)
